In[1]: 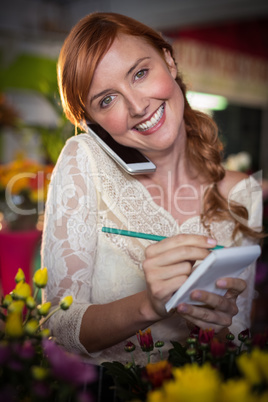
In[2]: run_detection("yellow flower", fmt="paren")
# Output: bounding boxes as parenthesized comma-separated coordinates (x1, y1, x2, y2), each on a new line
(12, 281, 31, 300)
(147, 390, 163, 402)
(26, 296, 36, 310)
(2, 294, 13, 308)
(37, 302, 51, 316)
(24, 319, 39, 335)
(15, 268, 25, 283)
(33, 267, 48, 288)
(8, 300, 25, 313)
(219, 379, 257, 402)
(60, 295, 73, 310)
(39, 328, 50, 338)
(31, 366, 49, 380)
(237, 349, 268, 385)
(148, 363, 220, 402)
(5, 312, 23, 337)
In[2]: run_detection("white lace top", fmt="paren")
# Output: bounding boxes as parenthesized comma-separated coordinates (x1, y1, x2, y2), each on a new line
(41, 133, 262, 366)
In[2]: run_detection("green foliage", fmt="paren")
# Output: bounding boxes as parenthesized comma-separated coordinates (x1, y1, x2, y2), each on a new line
(0, 53, 58, 95)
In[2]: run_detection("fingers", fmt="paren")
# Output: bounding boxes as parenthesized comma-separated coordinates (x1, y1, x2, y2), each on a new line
(176, 277, 247, 333)
(145, 234, 217, 258)
(216, 277, 247, 298)
(177, 303, 232, 332)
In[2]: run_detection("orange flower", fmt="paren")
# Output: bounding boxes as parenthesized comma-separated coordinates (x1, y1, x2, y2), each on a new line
(145, 360, 173, 389)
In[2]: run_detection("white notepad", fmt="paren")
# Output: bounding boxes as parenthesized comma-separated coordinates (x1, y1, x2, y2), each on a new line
(165, 245, 261, 312)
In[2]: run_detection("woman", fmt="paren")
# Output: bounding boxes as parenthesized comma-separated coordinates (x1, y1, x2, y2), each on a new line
(41, 12, 262, 365)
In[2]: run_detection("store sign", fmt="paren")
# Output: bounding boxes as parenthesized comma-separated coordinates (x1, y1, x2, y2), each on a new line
(173, 39, 268, 107)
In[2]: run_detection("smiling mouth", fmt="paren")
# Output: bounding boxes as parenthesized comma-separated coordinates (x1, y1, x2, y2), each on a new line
(134, 103, 165, 132)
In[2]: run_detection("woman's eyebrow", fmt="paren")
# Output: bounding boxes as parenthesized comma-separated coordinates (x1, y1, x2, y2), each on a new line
(125, 57, 151, 78)
(90, 57, 151, 105)
(90, 88, 113, 104)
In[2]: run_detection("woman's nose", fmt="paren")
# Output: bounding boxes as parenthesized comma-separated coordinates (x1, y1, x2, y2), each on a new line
(126, 91, 149, 117)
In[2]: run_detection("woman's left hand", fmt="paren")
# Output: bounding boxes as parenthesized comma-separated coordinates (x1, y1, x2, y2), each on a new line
(177, 277, 247, 333)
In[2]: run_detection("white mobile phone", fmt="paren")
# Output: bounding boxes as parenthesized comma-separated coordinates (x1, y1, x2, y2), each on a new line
(87, 123, 156, 175)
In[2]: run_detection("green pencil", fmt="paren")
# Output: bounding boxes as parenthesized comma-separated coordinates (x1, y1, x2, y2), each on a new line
(101, 227, 224, 250)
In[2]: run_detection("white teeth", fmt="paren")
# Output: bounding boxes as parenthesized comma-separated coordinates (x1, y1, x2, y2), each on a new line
(135, 104, 164, 132)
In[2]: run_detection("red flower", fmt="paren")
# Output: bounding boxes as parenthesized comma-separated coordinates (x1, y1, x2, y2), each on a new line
(189, 325, 200, 339)
(238, 328, 250, 342)
(210, 339, 226, 359)
(124, 341, 136, 352)
(198, 328, 215, 345)
(137, 329, 154, 352)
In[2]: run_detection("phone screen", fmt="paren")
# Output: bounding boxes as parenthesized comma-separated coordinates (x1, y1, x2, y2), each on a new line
(89, 123, 150, 164)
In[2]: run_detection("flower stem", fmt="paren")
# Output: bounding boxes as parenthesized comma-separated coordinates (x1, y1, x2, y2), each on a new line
(33, 287, 39, 302)
(228, 353, 235, 378)
(36, 306, 61, 331)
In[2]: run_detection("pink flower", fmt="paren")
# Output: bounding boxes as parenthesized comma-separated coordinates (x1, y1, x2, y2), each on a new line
(42, 338, 97, 386)
(137, 329, 154, 352)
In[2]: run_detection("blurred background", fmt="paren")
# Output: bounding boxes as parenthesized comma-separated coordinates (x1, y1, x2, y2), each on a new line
(0, 0, 268, 329)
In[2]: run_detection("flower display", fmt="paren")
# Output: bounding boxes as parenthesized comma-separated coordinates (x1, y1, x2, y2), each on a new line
(102, 326, 268, 402)
(0, 267, 97, 401)
(0, 155, 54, 231)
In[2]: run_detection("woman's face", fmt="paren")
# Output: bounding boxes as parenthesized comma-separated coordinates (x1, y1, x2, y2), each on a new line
(87, 34, 185, 160)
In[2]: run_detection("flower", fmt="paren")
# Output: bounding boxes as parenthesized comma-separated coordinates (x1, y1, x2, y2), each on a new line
(145, 360, 173, 388)
(198, 328, 215, 346)
(219, 379, 252, 402)
(210, 339, 226, 359)
(124, 341, 136, 352)
(102, 325, 268, 402)
(12, 281, 31, 300)
(0, 267, 97, 401)
(60, 295, 73, 310)
(5, 312, 23, 338)
(148, 363, 220, 402)
(137, 328, 154, 352)
(42, 338, 97, 386)
(24, 318, 39, 335)
(237, 348, 268, 385)
(238, 328, 250, 342)
(37, 301, 51, 316)
(33, 267, 48, 288)
(15, 268, 25, 283)
(0, 156, 53, 201)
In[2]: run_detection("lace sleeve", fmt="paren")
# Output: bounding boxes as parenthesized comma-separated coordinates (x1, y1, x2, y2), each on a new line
(41, 136, 98, 354)
(228, 175, 263, 338)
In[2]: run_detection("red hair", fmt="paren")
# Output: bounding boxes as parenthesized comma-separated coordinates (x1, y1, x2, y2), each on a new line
(57, 12, 262, 240)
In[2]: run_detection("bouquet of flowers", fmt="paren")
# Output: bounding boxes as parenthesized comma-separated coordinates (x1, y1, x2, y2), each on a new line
(102, 327, 268, 402)
(0, 155, 54, 230)
(0, 267, 97, 402)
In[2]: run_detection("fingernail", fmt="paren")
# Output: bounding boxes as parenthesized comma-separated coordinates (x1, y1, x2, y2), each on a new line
(178, 304, 188, 313)
(192, 291, 202, 300)
(207, 238, 217, 245)
(217, 279, 227, 287)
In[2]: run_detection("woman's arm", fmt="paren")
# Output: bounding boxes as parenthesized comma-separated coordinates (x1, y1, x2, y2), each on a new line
(79, 233, 215, 352)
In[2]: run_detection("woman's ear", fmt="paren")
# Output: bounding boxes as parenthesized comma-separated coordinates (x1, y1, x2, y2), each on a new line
(163, 49, 177, 79)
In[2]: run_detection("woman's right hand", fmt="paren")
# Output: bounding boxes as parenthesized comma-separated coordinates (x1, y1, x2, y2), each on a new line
(142, 234, 217, 317)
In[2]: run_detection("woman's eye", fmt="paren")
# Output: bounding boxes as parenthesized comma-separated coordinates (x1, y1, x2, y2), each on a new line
(134, 69, 148, 81)
(101, 95, 115, 108)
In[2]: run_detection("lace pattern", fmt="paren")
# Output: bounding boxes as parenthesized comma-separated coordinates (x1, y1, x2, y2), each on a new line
(41, 133, 263, 365)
